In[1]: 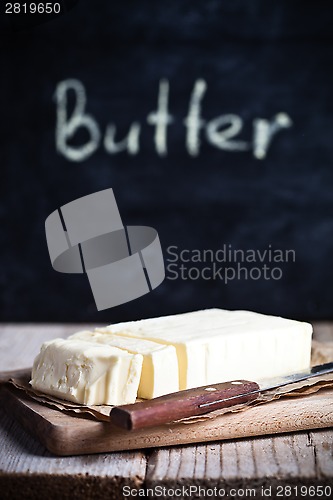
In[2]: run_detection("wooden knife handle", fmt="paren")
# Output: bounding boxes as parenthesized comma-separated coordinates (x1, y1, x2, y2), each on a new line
(110, 380, 260, 431)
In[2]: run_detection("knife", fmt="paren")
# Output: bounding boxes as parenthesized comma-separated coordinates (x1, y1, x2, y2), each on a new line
(110, 362, 333, 431)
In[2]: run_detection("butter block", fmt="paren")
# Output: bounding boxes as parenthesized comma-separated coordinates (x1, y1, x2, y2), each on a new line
(101, 309, 313, 390)
(31, 308, 313, 406)
(30, 338, 143, 405)
(69, 330, 179, 399)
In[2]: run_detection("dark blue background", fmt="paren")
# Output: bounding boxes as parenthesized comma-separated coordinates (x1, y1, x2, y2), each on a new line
(1, 0, 333, 322)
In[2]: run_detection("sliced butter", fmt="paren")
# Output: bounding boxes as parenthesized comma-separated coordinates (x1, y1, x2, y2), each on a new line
(30, 309, 313, 405)
(69, 330, 179, 399)
(101, 308, 313, 390)
(30, 338, 143, 405)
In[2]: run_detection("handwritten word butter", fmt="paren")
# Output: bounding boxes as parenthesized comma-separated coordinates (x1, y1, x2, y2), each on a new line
(55, 79, 292, 163)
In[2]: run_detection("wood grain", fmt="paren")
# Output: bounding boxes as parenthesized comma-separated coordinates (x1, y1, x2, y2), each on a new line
(0, 402, 147, 499)
(1, 322, 333, 499)
(144, 322, 333, 495)
(0, 324, 145, 499)
(1, 382, 333, 456)
(146, 431, 333, 488)
(312, 322, 333, 342)
(110, 380, 260, 430)
(0, 324, 99, 371)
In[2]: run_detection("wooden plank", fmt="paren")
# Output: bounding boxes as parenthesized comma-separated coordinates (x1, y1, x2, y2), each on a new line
(308, 430, 333, 478)
(0, 324, 97, 371)
(0, 405, 146, 476)
(0, 325, 146, 499)
(0, 404, 146, 500)
(312, 322, 333, 342)
(146, 430, 333, 489)
(1, 383, 333, 456)
(144, 322, 333, 492)
(1, 322, 333, 498)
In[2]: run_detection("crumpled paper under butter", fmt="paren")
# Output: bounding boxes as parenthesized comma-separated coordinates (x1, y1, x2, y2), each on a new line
(6, 340, 333, 425)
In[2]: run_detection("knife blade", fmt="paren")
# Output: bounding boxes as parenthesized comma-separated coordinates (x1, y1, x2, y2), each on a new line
(109, 362, 333, 431)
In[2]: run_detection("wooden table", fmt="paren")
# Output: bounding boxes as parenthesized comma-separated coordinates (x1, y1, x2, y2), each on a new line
(0, 324, 332, 500)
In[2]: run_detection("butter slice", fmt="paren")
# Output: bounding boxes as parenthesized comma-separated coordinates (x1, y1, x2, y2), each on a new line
(69, 330, 179, 399)
(101, 309, 313, 390)
(30, 338, 143, 405)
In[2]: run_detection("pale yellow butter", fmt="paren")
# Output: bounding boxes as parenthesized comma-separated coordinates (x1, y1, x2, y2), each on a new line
(30, 309, 313, 405)
(101, 309, 313, 390)
(30, 338, 143, 405)
(69, 330, 179, 399)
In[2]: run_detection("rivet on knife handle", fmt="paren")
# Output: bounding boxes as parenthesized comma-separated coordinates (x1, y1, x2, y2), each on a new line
(110, 380, 260, 431)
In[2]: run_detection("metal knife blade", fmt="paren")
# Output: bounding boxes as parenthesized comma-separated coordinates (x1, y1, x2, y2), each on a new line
(199, 361, 333, 408)
(110, 362, 333, 431)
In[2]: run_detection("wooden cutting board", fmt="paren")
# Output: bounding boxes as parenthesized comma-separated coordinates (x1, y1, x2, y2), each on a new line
(1, 384, 333, 456)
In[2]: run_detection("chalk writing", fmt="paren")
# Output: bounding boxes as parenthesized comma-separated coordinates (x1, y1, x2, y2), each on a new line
(55, 78, 292, 162)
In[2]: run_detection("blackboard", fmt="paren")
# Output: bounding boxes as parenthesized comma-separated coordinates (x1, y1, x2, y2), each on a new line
(1, 0, 333, 322)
